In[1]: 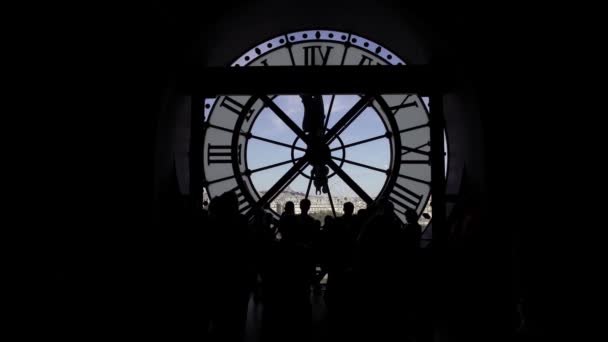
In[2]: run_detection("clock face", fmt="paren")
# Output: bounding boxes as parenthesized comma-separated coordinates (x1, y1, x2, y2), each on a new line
(202, 30, 446, 226)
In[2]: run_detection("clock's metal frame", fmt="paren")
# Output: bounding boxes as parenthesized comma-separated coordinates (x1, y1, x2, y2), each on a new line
(220, 94, 403, 216)
(229, 29, 407, 67)
(186, 30, 450, 246)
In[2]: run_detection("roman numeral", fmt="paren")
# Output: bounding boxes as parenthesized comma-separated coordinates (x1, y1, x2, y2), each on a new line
(207, 144, 242, 164)
(390, 101, 418, 114)
(401, 143, 430, 164)
(358, 55, 380, 66)
(220, 96, 255, 121)
(207, 144, 232, 164)
(389, 182, 423, 212)
(228, 186, 251, 213)
(303, 45, 334, 66)
(399, 123, 429, 134)
(220, 96, 247, 116)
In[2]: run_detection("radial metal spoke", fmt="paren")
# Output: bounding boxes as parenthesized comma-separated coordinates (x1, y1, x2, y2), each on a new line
(399, 123, 429, 134)
(326, 182, 337, 218)
(305, 176, 313, 200)
(249, 133, 307, 152)
(323, 94, 336, 132)
(256, 158, 309, 208)
(401, 142, 431, 156)
(324, 95, 372, 145)
(260, 95, 310, 144)
(330, 133, 386, 151)
(331, 156, 387, 174)
(389, 94, 413, 114)
(401, 142, 431, 164)
(206, 174, 236, 186)
(398, 173, 431, 186)
(326, 159, 373, 204)
(250, 158, 302, 174)
(206, 123, 306, 152)
(206, 123, 234, 134)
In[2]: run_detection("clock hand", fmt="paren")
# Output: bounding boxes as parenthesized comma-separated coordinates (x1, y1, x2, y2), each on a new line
(330, 133, 387, 151)
(326, 159, 373, 204)
(323, 94, 336, 133)
(260, 95, 311, 145)
(254, 157, 309, 210)
(325, 179, 337, 218)
(324, 94, 373, 146)
(305, 176, 313, 200)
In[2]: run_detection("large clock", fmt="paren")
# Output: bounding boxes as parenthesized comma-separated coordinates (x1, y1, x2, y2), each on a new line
(201, 29, 446, 226)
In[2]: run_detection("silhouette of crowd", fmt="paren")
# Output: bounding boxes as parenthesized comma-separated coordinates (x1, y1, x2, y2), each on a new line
(192, 190, 428, 342)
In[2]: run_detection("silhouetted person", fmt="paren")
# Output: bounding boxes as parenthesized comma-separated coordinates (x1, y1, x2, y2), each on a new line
(343, 202, 354, 216)
(402, 208, 424, 340)
(322, 202, 360, 338)
(276, 199, 317, 341)
(299, 199, 311, 216)
(284, 201, 295, 215)
(251, 207, 276, 303)
(252, 207, 274, 247)
(290, 199, 319, 294)
(404, 208, 422, 253)
(355, 208, 368, 240)
(341, 202, 359, 244)
(259, 199, 318, 342)
(319, 215, 334, 282)
(325, 202, 356, 292)
(356, 199, 408, 340)
(278, 201, 296, 242)
(207, 191, 253, 342)
(324, 215, 334, 229)
(293, 199, 317, 248)
(314, 215, 334, 290)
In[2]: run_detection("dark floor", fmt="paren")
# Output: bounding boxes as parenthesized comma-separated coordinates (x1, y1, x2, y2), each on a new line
(244, 287, 330, 342)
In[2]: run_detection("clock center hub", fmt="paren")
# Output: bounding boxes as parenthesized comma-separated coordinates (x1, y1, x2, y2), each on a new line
(307, 140, 331, 164)
(290, 135, 345, 180)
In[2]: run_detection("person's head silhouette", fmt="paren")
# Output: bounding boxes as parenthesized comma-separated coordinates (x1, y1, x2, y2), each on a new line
(405, 208, 418, 224)
(284, 201, 295, 215)
(252, 207, 265, 220)
(377, 197, 394, 216)
(221, 191, 239, 215)
(208, 196, 221, 217)
(357, 208, 367, 218)
(300, 199, 311, 215)
(384, 200, 395, 214)
(343, 202, 354, 216)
